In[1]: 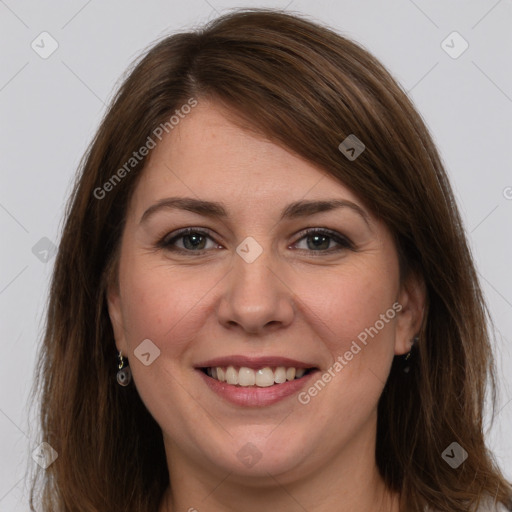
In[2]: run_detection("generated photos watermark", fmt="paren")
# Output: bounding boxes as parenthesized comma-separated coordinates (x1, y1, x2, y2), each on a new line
(298, 301, 403, 405)
(93, 97, 198, 200)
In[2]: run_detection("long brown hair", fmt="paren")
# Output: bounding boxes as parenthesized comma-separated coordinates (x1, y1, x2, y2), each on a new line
(30, 8, 512, 512)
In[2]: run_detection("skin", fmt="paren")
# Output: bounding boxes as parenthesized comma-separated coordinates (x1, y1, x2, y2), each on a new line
(107, 99, 425, 512)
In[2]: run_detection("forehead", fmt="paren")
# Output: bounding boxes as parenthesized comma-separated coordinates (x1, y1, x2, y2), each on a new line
(128, 101, 368, 221)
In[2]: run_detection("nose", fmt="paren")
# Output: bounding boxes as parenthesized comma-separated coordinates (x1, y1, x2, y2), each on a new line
(216, 245, 295, 335)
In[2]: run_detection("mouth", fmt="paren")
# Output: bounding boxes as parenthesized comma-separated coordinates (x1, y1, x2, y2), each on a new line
(194, 355, 321, 406)
(199, 365, 317, 387)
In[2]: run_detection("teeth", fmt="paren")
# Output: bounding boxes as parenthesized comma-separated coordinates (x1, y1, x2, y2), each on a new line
(238, 367, 255, 386)
(255, 367, 274, 387)
(225, 366, 238, 385)
(274, 367, 287, 384)
(207, 365, 311, 387)
(286, 367, 296, 381)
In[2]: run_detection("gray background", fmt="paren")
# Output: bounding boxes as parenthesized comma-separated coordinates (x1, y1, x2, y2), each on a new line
(1, 0, 511, 509)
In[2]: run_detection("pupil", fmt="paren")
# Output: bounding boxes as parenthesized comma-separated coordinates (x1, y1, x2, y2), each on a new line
(308, 234, 329, 250)
(184, 234, 205, 250)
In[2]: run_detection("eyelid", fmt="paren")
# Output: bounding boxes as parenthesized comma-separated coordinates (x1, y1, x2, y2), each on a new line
(158, 227, 219, 251)
(291, 227, 354, 252)
(157, 226, 355, 254)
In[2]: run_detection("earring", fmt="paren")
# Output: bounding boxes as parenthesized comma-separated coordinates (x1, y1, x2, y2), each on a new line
(403, 335, 419, 374)
(117, 351, 132, 386)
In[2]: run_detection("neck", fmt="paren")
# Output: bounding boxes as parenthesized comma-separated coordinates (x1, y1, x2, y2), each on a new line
(159, 469, 398, 512)
(158, 416, 399, 512)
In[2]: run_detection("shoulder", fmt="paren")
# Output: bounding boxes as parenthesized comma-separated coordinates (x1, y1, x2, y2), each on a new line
(478, 498, 511, 512)
(487, 504, 511, 512)
(426, 500, 511, 512)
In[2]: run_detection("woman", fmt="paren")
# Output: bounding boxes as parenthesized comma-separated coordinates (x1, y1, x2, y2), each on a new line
(30, 8, 512, 512)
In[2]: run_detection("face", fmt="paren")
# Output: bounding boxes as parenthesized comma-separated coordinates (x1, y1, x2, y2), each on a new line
(108, 99, 424, 484)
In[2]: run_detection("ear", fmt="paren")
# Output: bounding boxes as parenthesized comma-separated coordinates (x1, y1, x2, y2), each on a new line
(394, 270, 426, 356)
(106, 280, 128, 355)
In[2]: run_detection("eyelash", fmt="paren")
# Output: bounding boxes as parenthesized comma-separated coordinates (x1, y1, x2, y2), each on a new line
(156, 227, 355, 256)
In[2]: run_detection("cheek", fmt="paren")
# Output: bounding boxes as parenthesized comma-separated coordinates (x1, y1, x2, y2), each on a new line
(293, 273, 398, 425)
(118, 256, 223, 350)
(117, 260, 213, 415)
(291, 259, 400, 403)
(302, 265, 398, 345)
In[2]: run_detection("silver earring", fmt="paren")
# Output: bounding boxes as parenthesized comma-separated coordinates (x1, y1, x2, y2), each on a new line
(403, 335, 419, 373)
(117, 351, 132, 386)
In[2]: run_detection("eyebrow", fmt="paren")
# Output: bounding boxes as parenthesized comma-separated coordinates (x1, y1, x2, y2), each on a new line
(139, 196, 371, 228)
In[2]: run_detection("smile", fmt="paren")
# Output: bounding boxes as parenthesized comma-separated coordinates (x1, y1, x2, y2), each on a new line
(195, 355, 320, 406)
(201, 366, 314, 387)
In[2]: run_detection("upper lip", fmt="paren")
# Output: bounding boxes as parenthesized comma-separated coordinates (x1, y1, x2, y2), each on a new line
(195, 355, 318, 370)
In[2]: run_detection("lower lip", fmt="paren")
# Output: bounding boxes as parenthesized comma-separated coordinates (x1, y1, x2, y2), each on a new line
(196, 369, 319, 407)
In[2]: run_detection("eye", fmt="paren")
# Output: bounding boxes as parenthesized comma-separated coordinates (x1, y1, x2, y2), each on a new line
(292, 228, 354, 254)
(157, 228, 220, 254)
(157, 227, 354, 256)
